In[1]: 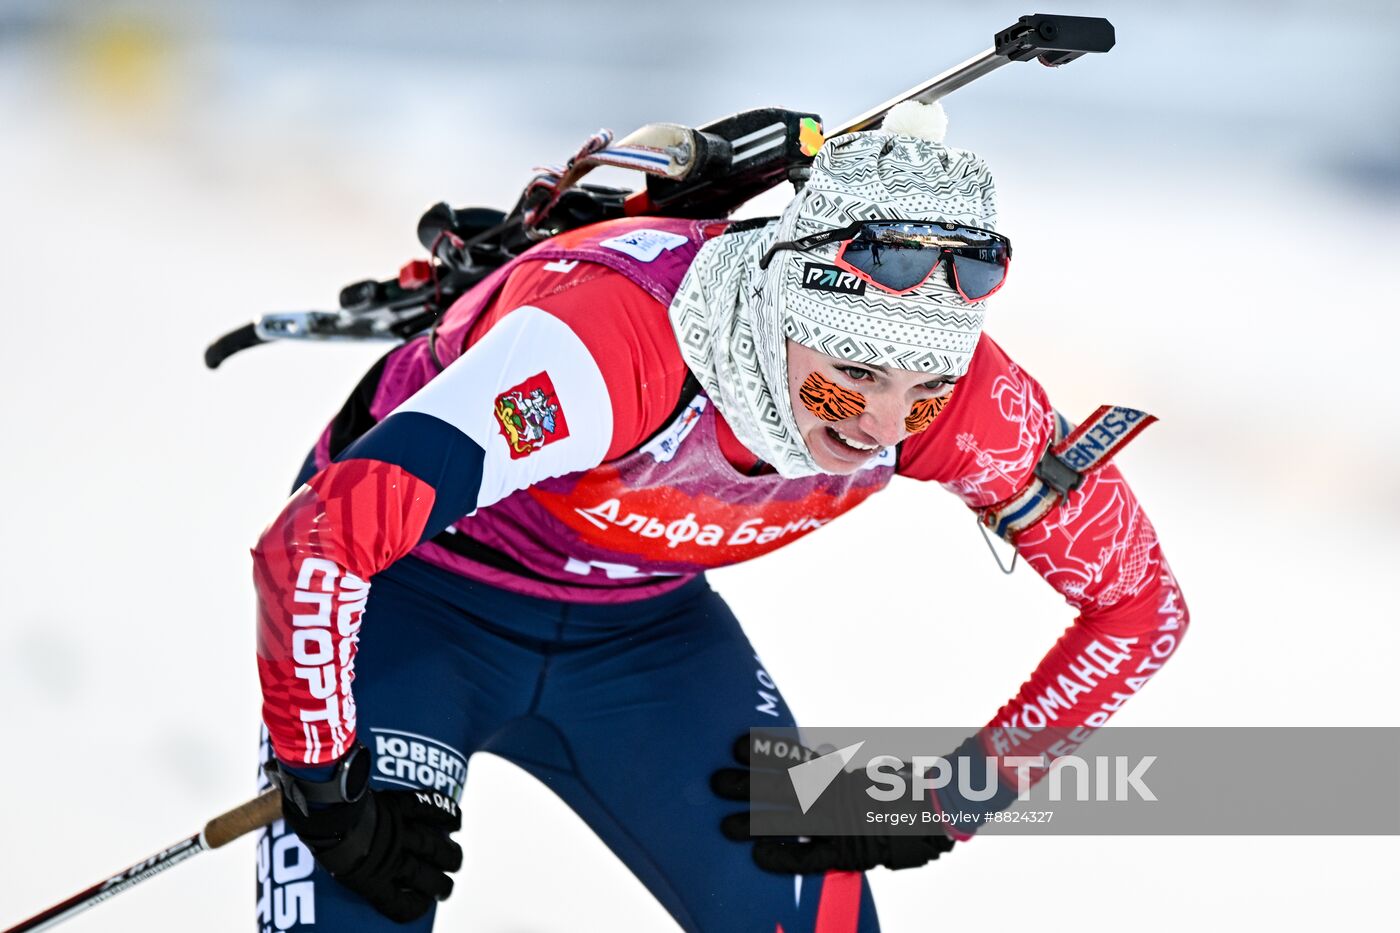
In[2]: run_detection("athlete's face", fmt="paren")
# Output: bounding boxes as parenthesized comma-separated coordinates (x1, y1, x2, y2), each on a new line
(785, 340, 957, 474)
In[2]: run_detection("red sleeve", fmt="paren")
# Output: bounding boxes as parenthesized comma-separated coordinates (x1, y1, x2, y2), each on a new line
(254, 461, 436, 766)
(255, 261, 687, 768)
(900, 335, 1190, 838)
(469, 260, 691, 461)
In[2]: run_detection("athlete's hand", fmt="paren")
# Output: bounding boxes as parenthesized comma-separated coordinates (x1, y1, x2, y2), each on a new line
(711, 733, 956, 874)
(269, 752, 463, 923)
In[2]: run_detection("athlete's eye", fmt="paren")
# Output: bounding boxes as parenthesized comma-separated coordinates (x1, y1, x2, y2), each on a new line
(837, 366, 875, 383)
(921, 379, 955, 396)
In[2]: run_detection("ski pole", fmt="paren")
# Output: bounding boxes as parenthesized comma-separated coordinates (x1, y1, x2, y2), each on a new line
(2, 788, 283, 933)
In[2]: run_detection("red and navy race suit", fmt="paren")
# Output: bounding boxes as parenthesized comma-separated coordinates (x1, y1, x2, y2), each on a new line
(251, 219, 1189, 933)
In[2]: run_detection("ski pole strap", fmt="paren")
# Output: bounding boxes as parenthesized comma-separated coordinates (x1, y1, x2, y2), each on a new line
(977, 405, 1156, 543)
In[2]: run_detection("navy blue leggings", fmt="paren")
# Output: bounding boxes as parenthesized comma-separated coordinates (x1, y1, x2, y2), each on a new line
(255, 555, 879, 932)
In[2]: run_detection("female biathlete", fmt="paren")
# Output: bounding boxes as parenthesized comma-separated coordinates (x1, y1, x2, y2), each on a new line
(251, 102, 1189, 933)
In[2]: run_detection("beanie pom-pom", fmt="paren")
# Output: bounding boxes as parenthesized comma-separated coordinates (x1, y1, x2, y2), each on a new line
(881, 100, 948, 144)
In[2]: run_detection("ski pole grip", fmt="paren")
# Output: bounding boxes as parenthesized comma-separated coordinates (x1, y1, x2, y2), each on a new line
(201, 788, 283, 849)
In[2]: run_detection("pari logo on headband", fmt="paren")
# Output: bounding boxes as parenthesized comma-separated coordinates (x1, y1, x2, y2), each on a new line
(801, 262, 867, 296)
(494, 371, 570, 459)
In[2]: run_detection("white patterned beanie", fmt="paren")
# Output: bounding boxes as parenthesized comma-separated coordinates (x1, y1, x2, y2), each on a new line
(669, 101, 1000, 477)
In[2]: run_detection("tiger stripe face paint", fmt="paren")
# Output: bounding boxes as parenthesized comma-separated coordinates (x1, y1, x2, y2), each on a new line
(801, 370, 953, 434)
(799, 372, 867, 422)
(904, 389, 954, 434)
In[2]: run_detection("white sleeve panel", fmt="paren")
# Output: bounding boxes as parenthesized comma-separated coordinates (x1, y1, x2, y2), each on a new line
(394, 306, 614, 510)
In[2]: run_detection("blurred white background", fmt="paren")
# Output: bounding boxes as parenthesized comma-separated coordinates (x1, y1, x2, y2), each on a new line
(2, 1, 1397, 930)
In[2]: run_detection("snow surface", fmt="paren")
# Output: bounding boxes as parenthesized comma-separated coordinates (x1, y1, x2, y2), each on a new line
(2, 1, 1397, 930)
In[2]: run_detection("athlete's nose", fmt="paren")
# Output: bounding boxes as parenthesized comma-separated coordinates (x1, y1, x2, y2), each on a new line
(855, 393, 907, 448)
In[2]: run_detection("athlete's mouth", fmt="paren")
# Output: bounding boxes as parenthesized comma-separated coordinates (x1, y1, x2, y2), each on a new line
(827, 427, 880, 453)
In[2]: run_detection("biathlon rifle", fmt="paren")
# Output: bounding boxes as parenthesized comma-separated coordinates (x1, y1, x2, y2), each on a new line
(203, 12, 1113, 369)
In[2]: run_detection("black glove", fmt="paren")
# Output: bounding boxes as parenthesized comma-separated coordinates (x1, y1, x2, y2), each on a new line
(711, 733, 956, 874)
(266, 747, 463, 923)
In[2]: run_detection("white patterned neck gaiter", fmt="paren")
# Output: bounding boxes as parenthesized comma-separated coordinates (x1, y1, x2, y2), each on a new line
(669, 101, 1000, 477)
